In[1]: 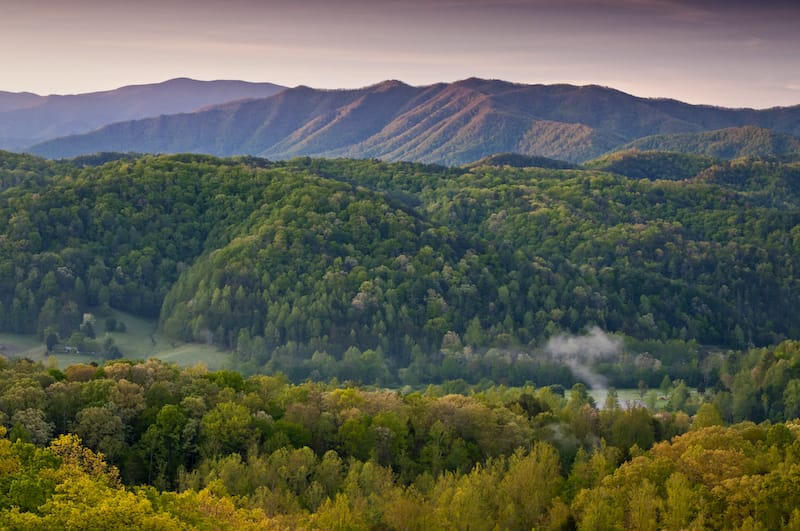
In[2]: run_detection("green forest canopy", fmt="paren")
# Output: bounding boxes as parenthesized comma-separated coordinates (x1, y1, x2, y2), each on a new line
(1, 150, 800, 386)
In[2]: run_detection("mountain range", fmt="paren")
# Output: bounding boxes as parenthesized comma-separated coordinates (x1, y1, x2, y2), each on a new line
(4, 78, 799, 164)
(0, 78, 285, 150)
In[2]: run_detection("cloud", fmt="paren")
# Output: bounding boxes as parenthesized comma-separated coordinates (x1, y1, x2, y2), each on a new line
(545, 326, 622, 359)
(545, 327, 622, 389)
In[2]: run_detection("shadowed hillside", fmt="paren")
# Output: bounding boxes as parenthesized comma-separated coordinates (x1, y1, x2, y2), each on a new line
(583, 150, 717, 180)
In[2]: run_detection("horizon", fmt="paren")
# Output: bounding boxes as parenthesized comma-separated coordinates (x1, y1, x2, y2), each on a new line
(2, 0, 799, 109)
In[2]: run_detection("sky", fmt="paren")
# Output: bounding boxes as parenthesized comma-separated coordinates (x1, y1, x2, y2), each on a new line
(1, 0, 799, 108)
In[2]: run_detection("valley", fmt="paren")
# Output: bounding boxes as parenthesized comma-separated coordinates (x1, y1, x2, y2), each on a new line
(3, 0, 800, 525)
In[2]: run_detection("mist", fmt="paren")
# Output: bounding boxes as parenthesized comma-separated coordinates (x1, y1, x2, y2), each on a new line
(544, 327, 622, 389)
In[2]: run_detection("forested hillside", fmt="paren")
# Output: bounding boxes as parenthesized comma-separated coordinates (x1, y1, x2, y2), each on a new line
(1, 150, 800, 386)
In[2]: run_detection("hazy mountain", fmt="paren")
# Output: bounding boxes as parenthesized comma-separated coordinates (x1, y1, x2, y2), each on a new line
(28, 79, 800, 164)
(0, 78, 285, 149)
(0, 91, 43, 113)
(618, 126, 800, 160)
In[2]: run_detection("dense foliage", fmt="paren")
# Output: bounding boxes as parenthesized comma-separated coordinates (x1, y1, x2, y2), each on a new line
(2, 151, 800, 384)
(1, 351, 800, 529)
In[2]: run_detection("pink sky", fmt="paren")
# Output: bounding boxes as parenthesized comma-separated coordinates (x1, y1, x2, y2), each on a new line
(2, 0, 799, 108)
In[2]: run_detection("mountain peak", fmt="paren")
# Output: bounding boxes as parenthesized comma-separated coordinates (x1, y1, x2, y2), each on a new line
(159, 77, 203, 87)
(452, 77, 520, 93)
(370, 80, 411, 92)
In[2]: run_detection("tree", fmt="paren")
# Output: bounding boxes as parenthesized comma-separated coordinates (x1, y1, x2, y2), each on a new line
(627, 479, 661, 530)
(45, 381, 83, 434)
(199, 401, 256, 457)
(666, 380, 690, 413)
(783, 379, 800, 420)
(11, 408, 54, 446)
(139, 404, 189, 488)
(692, 403, 723, 430)
(73, 406, 127, 462)
(498, 444, 564, 529)
(45, 331, 59, 352)
(731, 372, 760, 422)
(664, 472, 697, 531)
(311, 493, 368, 531)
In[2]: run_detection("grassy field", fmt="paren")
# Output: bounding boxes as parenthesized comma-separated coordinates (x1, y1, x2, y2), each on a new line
(587, 387, 703, 410)
(1, 309, 231, 371)
(150, 343, 230, 371)
(589, 388, 650, 409)
(0, 332, 47, 359)
(0, 332, 41, 353)
(0, 333, 97, 367)
(102, 309, 231, 370)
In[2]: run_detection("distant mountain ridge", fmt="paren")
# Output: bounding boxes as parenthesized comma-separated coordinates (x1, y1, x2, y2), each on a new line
(22, 78, 800, 164)
(0, 91, 42, 113)
(0, 78, 285, 150)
